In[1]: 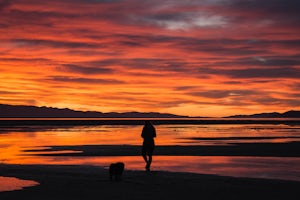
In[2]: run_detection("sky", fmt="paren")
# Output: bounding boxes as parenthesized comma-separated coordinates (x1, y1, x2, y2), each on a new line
(0, 0, 299, 117)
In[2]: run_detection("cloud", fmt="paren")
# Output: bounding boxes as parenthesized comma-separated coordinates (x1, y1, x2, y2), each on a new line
(209, 55, 300, 68)
(223, 0, 300, 30)
(72, 0, 121, 3)
(187, 90, 258, 99)
(0, 0, 11, 10)
(11, 39, 98, 49)
(63, 58, 191, 75)
(228, 0, 300, 15)
(0, 57, 55, 64)
(252, 97, 300, 107)
(199, 66, 300, 79)
(224, 67, 300, 79)
(61, 64, 114, 74)
(132, 12, 228, 30)
(47, 76, 124, 84)
(1, 0, 299, 116)
(0, 90, 19, 94)
(238, 56, 300, 67)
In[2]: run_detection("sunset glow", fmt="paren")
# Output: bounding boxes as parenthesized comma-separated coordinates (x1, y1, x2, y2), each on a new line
(1, 0, 299, 117)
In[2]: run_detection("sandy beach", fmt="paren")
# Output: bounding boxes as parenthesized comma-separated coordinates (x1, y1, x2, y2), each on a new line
(1, 163, 300, 200)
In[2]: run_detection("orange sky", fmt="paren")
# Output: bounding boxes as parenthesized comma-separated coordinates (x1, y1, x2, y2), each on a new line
(0, 0, 299, 117)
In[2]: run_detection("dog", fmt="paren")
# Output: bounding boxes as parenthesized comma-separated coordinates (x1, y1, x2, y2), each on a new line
(109, 162, 125, 181)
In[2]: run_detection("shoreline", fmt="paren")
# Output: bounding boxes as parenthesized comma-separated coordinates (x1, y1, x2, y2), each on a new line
(1, 118, 300, 126)
(23, 142, 300, 157)
(10, 142, 300, 183)
(1, 164, 300, 200)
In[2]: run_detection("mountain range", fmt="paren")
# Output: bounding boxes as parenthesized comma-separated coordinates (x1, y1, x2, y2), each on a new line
(226, 110, 300, 118)
(0, 104, 299, 118)
(0, 104, 187, 118)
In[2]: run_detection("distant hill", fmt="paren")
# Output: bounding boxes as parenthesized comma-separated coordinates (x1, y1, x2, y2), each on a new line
(0, 104, 187, 118)
(1, 104, 299, 118)
(226, 110, 300, 118)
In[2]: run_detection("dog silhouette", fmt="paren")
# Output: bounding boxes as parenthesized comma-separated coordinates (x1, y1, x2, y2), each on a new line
(109, 162, 125, 181)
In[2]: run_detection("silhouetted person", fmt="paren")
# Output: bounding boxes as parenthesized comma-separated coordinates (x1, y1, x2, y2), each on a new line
(141, 120, 156, 171)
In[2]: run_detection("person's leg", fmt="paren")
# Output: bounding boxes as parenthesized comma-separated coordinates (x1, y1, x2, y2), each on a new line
(148, 154, 152, 167)
(142, 149, 150, 171)
(146, 146, 154, 171)
(145, 159, 150, 171)
(145, 153, 152, 171)
(142, 146, 148, 163)
(142, 153, 148, 163)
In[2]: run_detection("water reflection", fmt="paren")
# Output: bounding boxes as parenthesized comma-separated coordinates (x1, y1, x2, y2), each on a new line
(1, 123, 300, 182)
(0, 176, 39, 192)
(3, 155, 300, 182)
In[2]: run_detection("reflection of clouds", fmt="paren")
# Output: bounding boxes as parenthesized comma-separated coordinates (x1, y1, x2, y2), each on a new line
(4, 155, 300, 181)
(0, 127, 52, 134)
(0, 176, 39, 192)
(0, 144, 11, 148)
(2, 123, 300, 181)
(153, 156, 300, 182)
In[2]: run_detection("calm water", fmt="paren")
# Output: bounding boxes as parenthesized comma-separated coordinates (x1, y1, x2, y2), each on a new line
(0, 176, 38, 192)
(1, 118, 300, 184)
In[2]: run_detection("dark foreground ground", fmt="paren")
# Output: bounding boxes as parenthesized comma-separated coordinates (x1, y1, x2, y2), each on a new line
(0, 164, 299, 200)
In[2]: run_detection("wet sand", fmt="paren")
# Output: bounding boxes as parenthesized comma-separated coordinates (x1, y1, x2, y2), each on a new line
(23, 141, 300, 157)
(0, 164, 300, 200)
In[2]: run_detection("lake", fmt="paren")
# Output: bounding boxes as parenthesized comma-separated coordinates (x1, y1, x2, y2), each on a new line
(1, 118, 300, 182)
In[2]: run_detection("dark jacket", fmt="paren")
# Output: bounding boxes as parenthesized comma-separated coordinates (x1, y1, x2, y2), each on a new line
(141, 122, 156, 147)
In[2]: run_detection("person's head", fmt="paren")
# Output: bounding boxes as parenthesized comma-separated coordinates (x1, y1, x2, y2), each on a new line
(145, 120, 151, 126)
